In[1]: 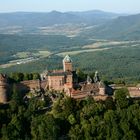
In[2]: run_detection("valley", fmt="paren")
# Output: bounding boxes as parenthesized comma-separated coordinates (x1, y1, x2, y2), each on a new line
(1, 38, 140, 69)
(0, 34, 140, 84)
(0, 11, 140, 83)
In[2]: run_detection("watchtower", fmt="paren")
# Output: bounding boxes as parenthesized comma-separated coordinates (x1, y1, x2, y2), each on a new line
(63, 55, 72, 72)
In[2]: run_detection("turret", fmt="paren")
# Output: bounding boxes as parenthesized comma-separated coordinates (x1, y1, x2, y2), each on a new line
(0, 74, 9, 103)
(63, 55, 72, 72)
(87, 75, 92, 84)
(94, 71, 100, 83)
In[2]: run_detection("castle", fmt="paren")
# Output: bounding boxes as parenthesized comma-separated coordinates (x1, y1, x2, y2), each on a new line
(41, 55, 107, 99)
(42, 55, 75, 91)
(0, 55, 108, 103)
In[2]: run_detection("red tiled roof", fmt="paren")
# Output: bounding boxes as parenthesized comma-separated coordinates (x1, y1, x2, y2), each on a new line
(81, 83, 99, 92)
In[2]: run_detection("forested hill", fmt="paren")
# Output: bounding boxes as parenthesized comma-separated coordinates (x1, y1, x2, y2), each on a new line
(83, 14, 140, 40)
(1, 88, 140, 139)
(0, 10, 121, 27)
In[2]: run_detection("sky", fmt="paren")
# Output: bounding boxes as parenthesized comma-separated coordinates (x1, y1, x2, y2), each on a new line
(0, 0, 140, 14)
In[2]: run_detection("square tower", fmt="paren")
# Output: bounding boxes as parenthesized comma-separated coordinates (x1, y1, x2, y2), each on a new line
(63, 55, 72, 72)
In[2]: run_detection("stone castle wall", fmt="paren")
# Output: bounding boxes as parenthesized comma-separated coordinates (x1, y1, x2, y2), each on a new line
(16, 79, 41, 93)
(48, 75, 65, 91)
(99, 87, 106, 95)
(0, 79, 42, 103)
(128, 87, 140, 98)
(41, 80, 48, 90)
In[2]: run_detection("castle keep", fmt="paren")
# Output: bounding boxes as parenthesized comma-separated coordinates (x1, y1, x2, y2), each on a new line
(46, 55, 74, 91)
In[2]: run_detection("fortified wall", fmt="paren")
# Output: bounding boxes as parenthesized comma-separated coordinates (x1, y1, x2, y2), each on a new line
(17, 79, 41, 93)
(0, 73, 44, 103)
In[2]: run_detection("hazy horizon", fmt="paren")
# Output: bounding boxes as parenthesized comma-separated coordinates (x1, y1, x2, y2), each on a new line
(0, 0, 140, 14)
(0, 9, 130, 14)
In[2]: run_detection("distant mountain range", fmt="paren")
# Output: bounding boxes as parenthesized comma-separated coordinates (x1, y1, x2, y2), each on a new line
(82, 13, 140, 40)
(0, 10, 140, 40)
(0, 10, 121, 27)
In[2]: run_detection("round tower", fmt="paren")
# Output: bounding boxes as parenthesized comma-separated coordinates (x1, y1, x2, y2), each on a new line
(0, 74, 9, 103)
(63, 55, 72, 72)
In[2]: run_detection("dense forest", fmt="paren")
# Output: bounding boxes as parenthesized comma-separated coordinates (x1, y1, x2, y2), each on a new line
(0, 34, 93, 64)
(0, 87, 140, 140)
(1, 43, 140, 84)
